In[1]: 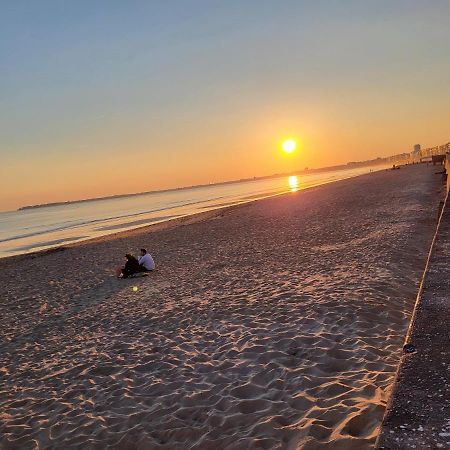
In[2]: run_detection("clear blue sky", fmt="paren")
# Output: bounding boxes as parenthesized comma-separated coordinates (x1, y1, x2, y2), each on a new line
(1, 1, 449, 210)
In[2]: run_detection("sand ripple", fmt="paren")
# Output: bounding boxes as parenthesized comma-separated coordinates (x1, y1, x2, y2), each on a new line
(0, 165, 443, 449)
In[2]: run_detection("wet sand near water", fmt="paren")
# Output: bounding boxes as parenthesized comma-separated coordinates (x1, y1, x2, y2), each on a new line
(0, 164, 443, 449)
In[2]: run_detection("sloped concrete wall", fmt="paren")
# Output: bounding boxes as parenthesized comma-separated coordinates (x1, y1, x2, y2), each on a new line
(376, 183, 450, 449)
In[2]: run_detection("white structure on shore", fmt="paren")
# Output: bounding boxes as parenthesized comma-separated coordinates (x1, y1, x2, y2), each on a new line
(408, 142, 450, 163)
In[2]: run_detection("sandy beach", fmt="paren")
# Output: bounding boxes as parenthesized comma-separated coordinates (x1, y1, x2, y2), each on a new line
(0, 164, 444, 449)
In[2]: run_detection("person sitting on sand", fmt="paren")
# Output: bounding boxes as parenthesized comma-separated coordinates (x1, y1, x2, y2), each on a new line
(116, 254, 142, 278)
(138, 248, 155, 272)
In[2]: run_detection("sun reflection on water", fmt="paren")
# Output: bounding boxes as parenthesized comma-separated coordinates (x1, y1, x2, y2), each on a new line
(288, 175, 299, 192)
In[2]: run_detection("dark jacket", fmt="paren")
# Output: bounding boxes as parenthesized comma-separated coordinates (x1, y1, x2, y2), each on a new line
(122, 256, 141, 278)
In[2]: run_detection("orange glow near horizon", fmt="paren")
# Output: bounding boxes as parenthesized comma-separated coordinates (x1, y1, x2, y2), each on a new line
(2, 3, 450, 213)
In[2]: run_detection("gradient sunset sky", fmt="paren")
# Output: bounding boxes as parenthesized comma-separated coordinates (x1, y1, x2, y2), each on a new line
(1, 0, 449, 211)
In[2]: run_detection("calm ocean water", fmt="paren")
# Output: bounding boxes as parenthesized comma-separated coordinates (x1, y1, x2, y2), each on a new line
(0, 165, 386, 258)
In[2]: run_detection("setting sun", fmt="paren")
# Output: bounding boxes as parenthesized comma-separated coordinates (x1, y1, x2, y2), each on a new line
(282, 139, 297, 154)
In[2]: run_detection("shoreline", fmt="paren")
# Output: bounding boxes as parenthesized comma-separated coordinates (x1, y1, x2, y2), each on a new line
(1, 166, 387, 262)
(15, 161, 390, 212)
(0, 164, 443, 449)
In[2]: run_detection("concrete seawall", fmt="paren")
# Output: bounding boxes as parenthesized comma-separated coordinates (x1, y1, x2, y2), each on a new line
(376, 157, 450, 449)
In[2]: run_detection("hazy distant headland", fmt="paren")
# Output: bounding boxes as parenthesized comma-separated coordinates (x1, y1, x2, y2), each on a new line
(17, 156, 392, 211)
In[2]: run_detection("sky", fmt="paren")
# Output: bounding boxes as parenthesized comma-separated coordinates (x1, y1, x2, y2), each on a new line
(1, 0, 450, 211)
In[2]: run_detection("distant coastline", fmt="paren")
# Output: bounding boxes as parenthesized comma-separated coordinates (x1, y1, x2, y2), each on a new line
(18, 158, 389, 211)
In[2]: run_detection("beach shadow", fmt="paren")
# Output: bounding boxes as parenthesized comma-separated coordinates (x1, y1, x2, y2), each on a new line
(11, 272, 158, 346)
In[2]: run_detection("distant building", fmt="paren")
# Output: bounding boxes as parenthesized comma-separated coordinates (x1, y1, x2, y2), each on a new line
(413, 144, 421, 153)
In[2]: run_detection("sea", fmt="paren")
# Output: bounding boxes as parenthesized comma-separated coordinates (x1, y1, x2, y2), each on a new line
(0, 165, 387, 258)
